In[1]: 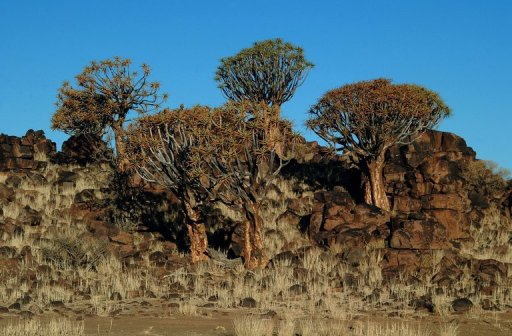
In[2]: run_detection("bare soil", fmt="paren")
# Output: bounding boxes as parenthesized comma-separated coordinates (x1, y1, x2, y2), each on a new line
(1, 307, 511, 336)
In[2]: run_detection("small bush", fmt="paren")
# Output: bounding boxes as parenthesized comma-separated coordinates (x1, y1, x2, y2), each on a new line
(40, 230, 108, 270)
(463, 160, 510, 194)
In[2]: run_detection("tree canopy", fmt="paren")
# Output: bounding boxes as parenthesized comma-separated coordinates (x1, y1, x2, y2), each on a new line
(215, 38, 313, 109)
(128, 101, 302, 268)
(307, 78, 451, 210)
(199, 101, 302, 268)
(52, 57, 167, 160)
(126, 105, 217, 262)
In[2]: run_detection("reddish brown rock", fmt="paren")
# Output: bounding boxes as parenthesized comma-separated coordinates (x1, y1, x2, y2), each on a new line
(393, 196, 422, 213)
(60, 134, 112, 164)
(109, 231, 133, 245)
(424, 209, 469, 240)
(421, 194, 467, 211)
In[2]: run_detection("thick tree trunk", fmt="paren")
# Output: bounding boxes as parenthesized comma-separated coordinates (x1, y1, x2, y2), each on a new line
(112, 122, 129, 170)
(264, 105, 283, 157)
(187, 223, 209, 263)
(242, 202, 269, 269)
(363, 152, 390, 211)
(185, 202, 209, 263)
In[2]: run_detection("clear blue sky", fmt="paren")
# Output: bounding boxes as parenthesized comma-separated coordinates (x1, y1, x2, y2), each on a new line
(1, 0, 511, 170)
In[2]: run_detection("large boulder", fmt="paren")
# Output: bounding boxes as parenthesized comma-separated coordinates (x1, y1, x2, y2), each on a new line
(309, 187, 390, 248)
(60, 134, 113, 164)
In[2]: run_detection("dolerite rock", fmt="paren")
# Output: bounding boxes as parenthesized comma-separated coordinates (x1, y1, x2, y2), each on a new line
(452, 298, 473, 313)
(0, 246, 17, 258)
(0, 130, 55, 170)
(384, 130, 477, 250)
(17, 206, 42, 226)
(309, 186, 389, 248)
(0, 184, 15, 202)
(240, 297, 257, 308)
(472, 259, 508, 283)
(60, 134, 113, 164)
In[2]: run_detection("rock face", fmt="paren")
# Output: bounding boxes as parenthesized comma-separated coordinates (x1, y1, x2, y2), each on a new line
(291, 130, 511, 284)
(385, 131, 475, 250)
(0, 131, 181, 260)
(308, 186, 390, 249)
(303, 131, 477, 252)
(0, 130, 56, 170)
(0, 131, 115, 250)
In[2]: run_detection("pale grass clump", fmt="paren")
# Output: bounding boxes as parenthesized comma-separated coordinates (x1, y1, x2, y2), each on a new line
(464, 205, 512, 263)
(0, 277, 29, 307)
(233, 315, 274, 336)
(0, 161, 111, 231)
(32, 283, 74, 307)
(351, 321, 431, 336)
(323, 294, 356, 321)
(1, 226, 35, 251)
(0, 319, 84, 336)
(89, 295, 121, 316)
(178, 301, 198, 315)
(439, 322, 459, 336)
(276, 315, 296, 336)
(359, 247, 383, 288)
(299, 319, 345, 336)
(432, 294, 452, 316)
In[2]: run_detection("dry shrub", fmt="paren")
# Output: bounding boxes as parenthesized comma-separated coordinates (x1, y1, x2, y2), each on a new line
(439, 322, 459, 336)
(463, 160, 510, 194)
(463, 204, 512, 263)
(233, 315, 274, 336)
(39, 230, 108, 270)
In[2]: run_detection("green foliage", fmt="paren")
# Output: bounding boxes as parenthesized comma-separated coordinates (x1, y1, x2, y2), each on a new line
(215, 38, 313, 108)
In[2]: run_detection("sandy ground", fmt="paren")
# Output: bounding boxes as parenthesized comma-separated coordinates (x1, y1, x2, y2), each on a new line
(1, 309, 512, 336)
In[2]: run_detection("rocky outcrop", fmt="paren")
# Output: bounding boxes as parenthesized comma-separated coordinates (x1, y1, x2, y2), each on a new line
(280, 130, 512, 286)
(0, 129, 511, 289)
(0, 130, 56, 170)
(385, 131, 475, 250)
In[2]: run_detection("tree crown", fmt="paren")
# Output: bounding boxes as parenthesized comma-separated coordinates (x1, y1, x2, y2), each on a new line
(215, 38, 313, 107)
(52, 56, 167, 136)
(307, 78, 451, 158)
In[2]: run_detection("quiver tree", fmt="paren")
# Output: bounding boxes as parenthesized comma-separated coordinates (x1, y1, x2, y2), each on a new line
(215, 38, 313, 111)
(307, 79, 451, 211)
(52, 56, 167, 165)
(201, 102, 302, 269)
(126, 106, 215, 263)
(215, 38, 313, 154)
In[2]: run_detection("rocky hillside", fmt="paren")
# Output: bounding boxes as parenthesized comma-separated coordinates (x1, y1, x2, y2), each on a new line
(0, 129, 511, 315)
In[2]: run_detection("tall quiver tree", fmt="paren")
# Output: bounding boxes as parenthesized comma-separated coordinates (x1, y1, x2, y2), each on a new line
(215, 38, 313, 154)
(307, 79, 451, 211)
(126, 106, 214, 263)
(52, 57, 167, 167)
(202, 102, 302, 269)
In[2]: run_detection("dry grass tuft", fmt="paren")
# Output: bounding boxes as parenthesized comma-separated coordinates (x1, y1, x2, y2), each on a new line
(0, 319, 84, 336)
(233, 315, 274, 336)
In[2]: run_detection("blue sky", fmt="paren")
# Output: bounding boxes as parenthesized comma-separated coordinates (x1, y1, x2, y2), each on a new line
(1, 0, 511, 170)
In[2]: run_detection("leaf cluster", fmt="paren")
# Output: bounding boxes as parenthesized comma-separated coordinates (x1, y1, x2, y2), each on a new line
(215, 38, 313, 107)
(307, 78, 451, 158)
